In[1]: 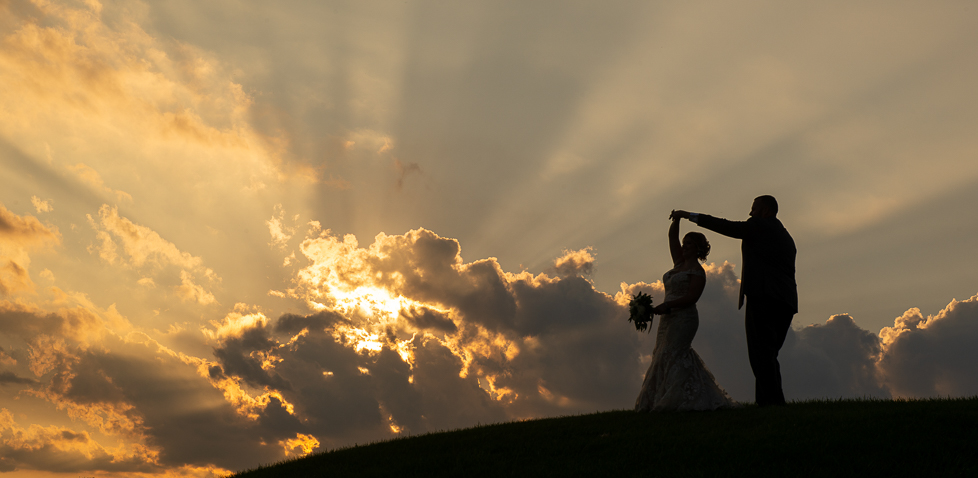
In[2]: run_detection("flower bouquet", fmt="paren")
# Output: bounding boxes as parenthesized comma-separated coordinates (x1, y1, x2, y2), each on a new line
(628, 291, 655, 333)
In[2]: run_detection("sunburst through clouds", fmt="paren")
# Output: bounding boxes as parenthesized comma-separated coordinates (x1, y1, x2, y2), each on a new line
(2, 0, 978, 476)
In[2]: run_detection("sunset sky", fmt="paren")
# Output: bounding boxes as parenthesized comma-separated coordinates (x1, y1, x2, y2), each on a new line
(2, 0, 977, 476)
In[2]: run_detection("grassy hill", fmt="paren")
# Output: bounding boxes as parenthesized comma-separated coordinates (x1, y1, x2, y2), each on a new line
(230, 397, 978, 477)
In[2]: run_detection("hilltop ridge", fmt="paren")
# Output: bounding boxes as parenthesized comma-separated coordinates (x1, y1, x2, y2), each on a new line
(231, 397, 978, 477)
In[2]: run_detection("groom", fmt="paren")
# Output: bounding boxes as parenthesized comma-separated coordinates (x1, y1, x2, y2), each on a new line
(673, 195, 797, 406)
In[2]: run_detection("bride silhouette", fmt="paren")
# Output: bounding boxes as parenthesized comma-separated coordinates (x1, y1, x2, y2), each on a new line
(635, 211, 738, 411)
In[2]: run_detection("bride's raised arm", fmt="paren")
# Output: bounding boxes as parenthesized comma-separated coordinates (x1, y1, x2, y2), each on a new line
(668, 213, 682, 266)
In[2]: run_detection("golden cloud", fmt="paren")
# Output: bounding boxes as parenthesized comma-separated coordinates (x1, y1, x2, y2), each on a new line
(88, 204, 218, 304)
(0, 204, 59, 247)
(0, 407, 160, 474)
(30, 196, 53, 214)
(67, 163, 133, 203)
(551, 247, 595, 278)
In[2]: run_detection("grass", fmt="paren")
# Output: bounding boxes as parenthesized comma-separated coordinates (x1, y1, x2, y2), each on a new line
(230, 397, 978, 477)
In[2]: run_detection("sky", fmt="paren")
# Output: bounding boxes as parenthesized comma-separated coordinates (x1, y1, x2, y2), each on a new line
(1, 0, 977, 475)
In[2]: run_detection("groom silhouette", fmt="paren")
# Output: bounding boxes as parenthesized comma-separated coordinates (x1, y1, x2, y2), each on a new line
(673, 195, 797, 406)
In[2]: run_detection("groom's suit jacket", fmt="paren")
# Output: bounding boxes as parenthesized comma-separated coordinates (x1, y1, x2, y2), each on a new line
(695, 215, 798, 313)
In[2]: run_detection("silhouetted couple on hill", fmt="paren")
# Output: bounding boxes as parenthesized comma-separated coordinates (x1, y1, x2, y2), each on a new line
(635, 195, 797, 411)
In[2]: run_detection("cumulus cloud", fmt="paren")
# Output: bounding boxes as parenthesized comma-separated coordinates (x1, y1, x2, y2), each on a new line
(678, 265, 978, 402)
(551, 247, 595, 278)
(878, 296, 978, 398)
(782, 314, 889, 399)
(193, 227, 645, 452)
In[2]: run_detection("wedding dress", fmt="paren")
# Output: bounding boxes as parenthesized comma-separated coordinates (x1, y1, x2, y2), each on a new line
(635, 267, 738, 411)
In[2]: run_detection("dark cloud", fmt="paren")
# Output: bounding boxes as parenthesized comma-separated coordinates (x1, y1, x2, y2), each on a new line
(782, 314, 889, 399)
(0, 305, 298, 472)
(48, 339, 290, 470)
(400, 305, 458, 333)
(275, 310, 347, 334)
(878, 296, 978, 397)
(212, 325, 293, 391)
(0, 300, 102, 343)
(0, 371, 34, 385)
(218, 312, 506, 447)
(360, 229, 519, 332)
(0, 423, 157, 474)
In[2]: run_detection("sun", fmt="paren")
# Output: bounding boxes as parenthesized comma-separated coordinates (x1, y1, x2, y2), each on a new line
(331, 285, 406, 323)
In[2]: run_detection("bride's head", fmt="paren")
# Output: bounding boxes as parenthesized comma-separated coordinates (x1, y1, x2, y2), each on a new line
(682, 232, 710, 261)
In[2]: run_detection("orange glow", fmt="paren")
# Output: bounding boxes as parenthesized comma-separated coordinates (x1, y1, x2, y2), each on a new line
(537, 382, 572, 407)
(205, 309, 269, 342)
(281, 433, 320, 456)
(388, 416, 403, 434)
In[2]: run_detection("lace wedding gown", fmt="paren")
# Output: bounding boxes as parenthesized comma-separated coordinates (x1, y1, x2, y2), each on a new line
(635, 268, 738, 411)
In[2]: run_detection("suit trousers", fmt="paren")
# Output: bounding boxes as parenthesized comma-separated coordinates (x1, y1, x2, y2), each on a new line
(744, 298, 794, 406)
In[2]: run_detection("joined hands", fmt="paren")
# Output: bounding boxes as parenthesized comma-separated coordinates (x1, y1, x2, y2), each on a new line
(669, 210, 690, 221)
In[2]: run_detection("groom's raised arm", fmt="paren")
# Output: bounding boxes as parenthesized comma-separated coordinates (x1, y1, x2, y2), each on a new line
(691, 213, 750, 239)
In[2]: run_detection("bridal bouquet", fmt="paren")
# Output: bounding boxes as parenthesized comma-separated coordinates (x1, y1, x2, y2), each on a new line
(628, 291, 655, 333)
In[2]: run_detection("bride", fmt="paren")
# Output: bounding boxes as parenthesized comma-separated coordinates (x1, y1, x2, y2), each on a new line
(635, 211, 738, 411)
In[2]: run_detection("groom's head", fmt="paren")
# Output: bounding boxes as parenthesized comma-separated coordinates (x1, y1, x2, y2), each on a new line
(750, 195, 778, 218)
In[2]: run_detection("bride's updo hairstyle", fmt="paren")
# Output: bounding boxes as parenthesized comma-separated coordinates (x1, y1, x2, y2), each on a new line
(684, 232, 710, 261)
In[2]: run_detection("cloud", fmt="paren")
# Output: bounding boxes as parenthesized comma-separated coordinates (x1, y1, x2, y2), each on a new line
(30, 196, 52, 214)
(343, 129, 394, 155)
(878, 296, 978, 398)
(0, 408, 157, 474)
(678, 263, 978, 402)
(0, 205, 59, 295)
(399, 305, 457, 333)
(782, 314, 889, 399)
(194, 227, 647, 451)
(0, 302, 161, 473)
(0, 204, 58, 247)
(177, 270, 217, 305)
(88, 204, 218, 305)
(0, 371, 34, 385)
(0, 299, 297, 474)
(67, 163, 133, 204)
(90, 205, 204, 271)
(550, 247, 595, 278)
(266, 204, 298, 249)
